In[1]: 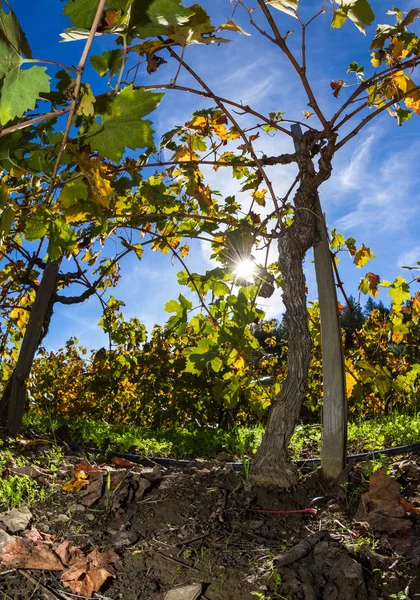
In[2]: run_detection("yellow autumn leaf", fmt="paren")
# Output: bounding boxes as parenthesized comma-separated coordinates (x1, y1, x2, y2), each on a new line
(190, 115, 208, 129)
(172, 146, 199, 162)
(219, 19, 250, 36)
(371, 52, 381, 67)
(354, 244, 375, 268)
(212, 123, 228, 140)
(345, 358, 357, 398)
(233, 355, 246, 371)
(392, 71, 420, 115)
(253, 189, 267, 207)
(179, 245, 189, 257)
(390, 37, 409, 61)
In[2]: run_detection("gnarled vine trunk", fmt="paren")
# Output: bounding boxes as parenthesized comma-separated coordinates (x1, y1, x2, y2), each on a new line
(252, 134, 335, 488)
(0, 260, 60, 433)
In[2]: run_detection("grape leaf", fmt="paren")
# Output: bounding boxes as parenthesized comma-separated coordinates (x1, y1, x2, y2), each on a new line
(24, 216, 48, 241)
(0, 2, 50, 124)
(90, 50, 123, 77)
(47, 218, 77, 260)
(128, 0, 193, 38)
(63, 0, 101, 29)
(0, 66, 50, 125)
(331, 9, 347, 29)
(0, 0, 32, 60)
(59, 180, 89, 209)
(267, 0, 298, 17)
(89, 86, 164, 162)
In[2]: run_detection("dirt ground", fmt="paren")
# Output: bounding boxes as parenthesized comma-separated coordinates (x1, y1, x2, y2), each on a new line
(1, 444, 420, 600)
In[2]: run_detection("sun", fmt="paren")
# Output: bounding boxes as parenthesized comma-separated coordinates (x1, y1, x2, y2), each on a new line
(234, 258, 256, 282)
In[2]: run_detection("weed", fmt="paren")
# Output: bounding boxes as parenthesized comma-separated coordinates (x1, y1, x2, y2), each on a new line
(0, 475, 47, 511)
(390, 586, 411, 600)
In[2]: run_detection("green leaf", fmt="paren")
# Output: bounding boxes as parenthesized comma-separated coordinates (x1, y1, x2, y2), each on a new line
(59, 180, 89, 208)
(129, 0, 194, 38)
(89, 86, 164, 162)
(331, 9, 347, 28)
(388, 276, 411, 306)
(396, 108, 412, 126)
(0, 3, 50, 124)
(165, 299, 180, 313)
(47, 218, 77, 260)
(24, 216, 48, 241)
(0, 206, 14, 238)
(213, 281, 230, 297)
(90, 50, 124, 77)
(63, 0, 100, 29)
(210, 357, 223, 372)
(0, 0, 32, 62)
(267, 0, 298, 17)
(0, 66, 50, 125)
(339, 0, 375, 34)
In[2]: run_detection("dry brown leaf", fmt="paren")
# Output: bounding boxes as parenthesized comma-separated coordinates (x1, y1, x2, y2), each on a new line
(55, 540, 84, 566)
(26, 528, 55, 543)
(0, 537, 64, 570)
(60, 549, 118, 598)
(355, 468, 414, 536)
(111, 456, 136, 468)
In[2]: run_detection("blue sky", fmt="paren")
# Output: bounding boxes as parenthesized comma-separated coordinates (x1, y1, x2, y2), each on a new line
(11, 0, 420, 350)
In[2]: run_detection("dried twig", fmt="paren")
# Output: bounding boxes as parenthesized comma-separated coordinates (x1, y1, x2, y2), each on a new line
(154, 550, 200, 573)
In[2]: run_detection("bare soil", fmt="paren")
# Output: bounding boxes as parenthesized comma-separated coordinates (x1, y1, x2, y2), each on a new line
(1, 445, 420, 600)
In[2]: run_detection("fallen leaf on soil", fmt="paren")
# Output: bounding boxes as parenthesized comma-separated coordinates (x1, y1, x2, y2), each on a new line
(78, 476, 104, 506)
(60, 549, 119, 597)
(355, 468, 414, 537)
(112, 456, 136, 468)
(5, 465, 52, 481)
(0, 506, 32, 532)
(26, 528, 55, 542)
(55, 540, 84, 566)
(154, 583, 202, 600)
(0, 536, 64, 570)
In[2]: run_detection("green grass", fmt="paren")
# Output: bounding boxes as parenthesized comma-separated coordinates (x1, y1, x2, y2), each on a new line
(0, 475, 48, 511)
(22, 411, 420, 462)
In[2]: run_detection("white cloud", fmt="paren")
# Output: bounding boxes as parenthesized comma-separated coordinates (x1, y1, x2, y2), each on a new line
(397, 246, 420, 268)
(327, 135, 420, 234)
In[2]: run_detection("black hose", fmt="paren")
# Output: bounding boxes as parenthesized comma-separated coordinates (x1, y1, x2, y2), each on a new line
(66, 441, 420, 471)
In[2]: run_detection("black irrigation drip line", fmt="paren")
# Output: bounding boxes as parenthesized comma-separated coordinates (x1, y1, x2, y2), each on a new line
(66, 441, 420, 471)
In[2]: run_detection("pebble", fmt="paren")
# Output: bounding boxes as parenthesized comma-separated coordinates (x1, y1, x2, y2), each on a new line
(70, 504, 86, 513)
(55, 514, 70, 523)
(86, 513, 95, 521)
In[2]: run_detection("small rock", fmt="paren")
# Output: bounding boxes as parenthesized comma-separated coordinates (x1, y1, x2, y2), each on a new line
(86, 513, 95, 521)
(70, 504, 86, 514)
(55, 514, 70, 523)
